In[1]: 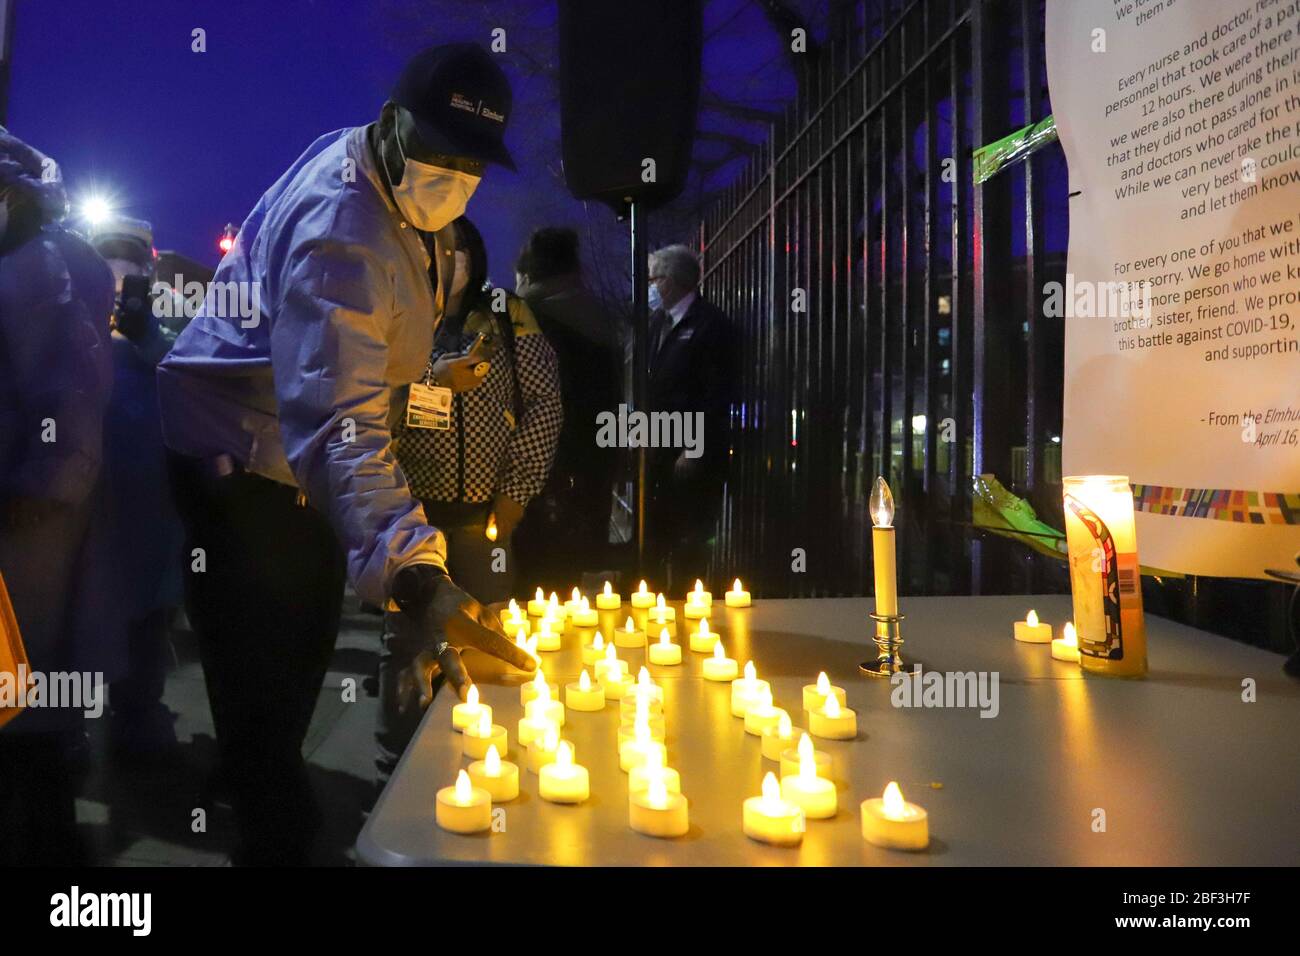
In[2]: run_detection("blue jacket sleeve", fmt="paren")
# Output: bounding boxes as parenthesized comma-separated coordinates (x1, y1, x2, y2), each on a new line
(268, 238, 446, 606)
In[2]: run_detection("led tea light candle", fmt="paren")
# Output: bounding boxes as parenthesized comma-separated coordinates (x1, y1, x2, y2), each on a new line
(535, 618, 562, 652)
(652, 594, 676, 622)
(617, 714, 666, 746)
(538, 741, 589, 804)
(629, 776, 690, 838)
(564, 587, 584, 616)
(779, 732, 831, 781)
(516, 712, 556, 749)
(725, 578, 751, 608)
(742, 772, 804, 847)
(520, 669, 549, 706)
(592, 642, 628, 685)
(502, 614, 530, 640)
(565, 669, 606, 711)
(809, 693, 857, 740)
(582, 631, 608, 665)
(435, 769, 492, 834)
(648, 628, 682, 666)
(802, 671, 847, 713)
(615, 615, 646, 648)
(731, 661, 770, 717)
(689, 618, 720, 653)
(570, 597, 599, 629)
(628, 748, 680, 796)
(527, 587, 548, 617)
(761, 711, 802, 761)
(1052, 621, 1082, 663)
(602, 668, 635, 701)
(452, 684, 491, 732)
(466, 744, 519, 802)
(779, 735, 837, 819)
(687, 579, 713, 607)
(620, 667, 664, 708)
(546, 592, 567, 623)
(630, 579, 655, 609)
(1063, 474, 1147, 678)
(646, 600, 677, 636)
(500, 598, 520, 621)
(870, 477, 898, 617)
(463, 710, 508, 760)
(744, 689, 789, 737)
(596, 580, 622, 610)
(1014, 608, 1052, 644)
(526, 725, 569, 773)
(702, 641, 739, 681)
(618, 718, 667, 772)
(524, 682, 565, 728)
(860, 781, 929, 850)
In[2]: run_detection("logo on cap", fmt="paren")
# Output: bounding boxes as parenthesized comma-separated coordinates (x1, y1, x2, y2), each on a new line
(449, 92, 477, 114)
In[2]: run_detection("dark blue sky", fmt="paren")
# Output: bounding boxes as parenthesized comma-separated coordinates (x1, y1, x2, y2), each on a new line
(8, 0, 798, 281)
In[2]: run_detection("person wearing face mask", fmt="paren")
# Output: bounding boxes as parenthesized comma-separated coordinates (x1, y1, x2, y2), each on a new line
(380, 216, 561, 782)
(155, 44, 535, 865)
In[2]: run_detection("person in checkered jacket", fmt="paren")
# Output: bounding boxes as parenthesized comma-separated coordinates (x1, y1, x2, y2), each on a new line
(391, 216, 562, 605)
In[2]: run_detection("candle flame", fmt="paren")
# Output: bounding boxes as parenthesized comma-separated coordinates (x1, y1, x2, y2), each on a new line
(485, 517, 498, 541)
(698, 619, 710, 637)
(732, 578, 743, 593)
(882, 781, 907, 818)
(556, 741, 574, 767)
(658, 628, 671, 646)
(549, 591, 559, 606)
(761, 771, 781, 803)
(580, 596, 590, 612)
(824, 694, 842, 718)
(624, 616, 635, 632)
(798, 734, 816, 779)
(638, 666, 651, 688)
(816, 671, 830, 694)
(592, 631, 605, 650)
(647, 776, 669, 808)
(1063, 621, 1078, 647)
(535, 587, 544, 603)
(508, 598, 519, 614)
(744, 660, 756, 681)
(757, 688, 773, 711)
(542, 726, 559, 751)
(694, 579, 705, 594)
(870, 476, 895, 528)
(539, 618, 552, 636)
(711, 641, 725, 661)
(571, 587, 580, 603)
(476, 710, 492, 737)
(778, 711, 793, 737)
(524, 635, 539, 658)
(604, 643, 618, 662)
(466, 684, 479, 707)
(604, 581, 613, 596)
(579, 669, 592, 692)
(1026, 609, 1039, 627)
(485, 745, 501, 775)
(638, 579, 648, 595)
(455, 769, 473, 803)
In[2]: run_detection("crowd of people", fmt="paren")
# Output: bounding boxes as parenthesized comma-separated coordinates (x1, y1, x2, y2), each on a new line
(0, 42, 735, 865)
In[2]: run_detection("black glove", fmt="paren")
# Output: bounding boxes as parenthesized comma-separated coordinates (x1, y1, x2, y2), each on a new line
(391, 563, 536, 705)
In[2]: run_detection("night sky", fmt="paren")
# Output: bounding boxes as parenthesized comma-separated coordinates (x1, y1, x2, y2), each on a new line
(7, 0, 798, 284)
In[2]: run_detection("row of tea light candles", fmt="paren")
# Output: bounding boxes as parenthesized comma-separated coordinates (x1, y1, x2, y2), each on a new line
(1013, 609, 1081, 662)
(437, 579, 928, 850)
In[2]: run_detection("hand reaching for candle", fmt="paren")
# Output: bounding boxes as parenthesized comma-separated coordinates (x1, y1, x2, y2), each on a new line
(391, 564, 537, 707)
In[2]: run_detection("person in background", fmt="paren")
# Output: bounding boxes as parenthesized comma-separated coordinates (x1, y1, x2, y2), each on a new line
(0, 129, 117, 864)
(644, 244, 735, 590)
(380, 216, 561, 783)
(513, 227, 622, 589)
(90, 217, 186, 763)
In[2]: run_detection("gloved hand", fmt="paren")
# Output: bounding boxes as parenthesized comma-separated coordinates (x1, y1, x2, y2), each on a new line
(430, 354, 489, 393)
(390, 563, 536, 707)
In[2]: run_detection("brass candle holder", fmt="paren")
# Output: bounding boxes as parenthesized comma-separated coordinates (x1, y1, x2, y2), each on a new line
(860, 611, 906, 677)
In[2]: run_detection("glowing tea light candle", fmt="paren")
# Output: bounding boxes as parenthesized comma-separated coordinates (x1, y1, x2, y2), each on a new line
(564, 587, 584, 616)
(535, 617, 562, 652)
(622, 666, 664, 705)
(809, 693, 857, 740)
(570, 597, 599, 628)
(617, 714, 666, 745)
(516, 712, 556, 748)
(628, 748, 681, 796)
(527, 587, 548, 617)
(596, 580, 622, 610)
(502, 614, 530, 640)
(526, 725, 570, 773)
(801, 671, 847, 713)
(565, 669, 606, 711)
(725, 578, 751, 607)
(582, 631, 608, 665)
(592, 642, 628, 685)
(1014, 608, 1053, 644)
(619, 690, 666, 739)
(629, 776, 690, 838)
(762, 711, 803, 761)
(467, 744, 519, 802)
(730, 661, 770, 717)
(524, 682, 565, 728)
(602, 669, 636, 701)
(630, 579, 655, 609)
(870, 477, 898, 617)
(779, 734, 837, 819)
(779, 732, 831, 781)
(647, 628, 682, 666)
(463, 710, 508, 760)
(615, 615, 646, 648)
(538, 741, 589, 804)
(742, 772, 804, 847)
(647, 600, 677, 636)
(860, 781, 929, 850)
(520, 669, 548, 706)
(435, 769, 492, 834)
(702, 641, 739, 681)
(499, 598, 521, 623)
(651, 593, 676, 622)
(687, 579, 713, 607)
(452, 683, 491, 732)
(546, 592, 568, 623)
(618, 718, 667, 772)
(1052, 621, 1082, 663)
(744, 688, 789, 737)
(689, 618, 720, 653)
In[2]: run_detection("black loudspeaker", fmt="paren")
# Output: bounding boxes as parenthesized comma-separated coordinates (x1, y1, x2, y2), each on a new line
(558, 0, 703, 211)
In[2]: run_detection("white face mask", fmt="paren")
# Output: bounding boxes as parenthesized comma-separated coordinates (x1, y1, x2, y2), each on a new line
(648, 281, 664, 312)
(390, 134, 481, 232)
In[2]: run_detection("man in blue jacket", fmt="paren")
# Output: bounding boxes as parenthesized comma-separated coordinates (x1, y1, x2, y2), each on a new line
(158, 44, 535, 864)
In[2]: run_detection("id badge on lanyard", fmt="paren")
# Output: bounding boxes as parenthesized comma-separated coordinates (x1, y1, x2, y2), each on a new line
(406, 372, 453, 430)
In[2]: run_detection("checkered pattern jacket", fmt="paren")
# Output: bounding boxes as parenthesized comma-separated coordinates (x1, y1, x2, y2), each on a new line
(393, 295, 563, 507)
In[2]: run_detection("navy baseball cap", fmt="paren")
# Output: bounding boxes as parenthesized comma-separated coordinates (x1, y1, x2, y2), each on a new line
(392, 43, 515, 171)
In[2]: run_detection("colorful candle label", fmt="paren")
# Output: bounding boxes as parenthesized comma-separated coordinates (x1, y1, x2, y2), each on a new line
(1064, 494, 1138, 661)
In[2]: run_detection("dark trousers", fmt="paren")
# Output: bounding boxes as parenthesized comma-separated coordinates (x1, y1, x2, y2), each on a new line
(169, 457, 345, 866)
